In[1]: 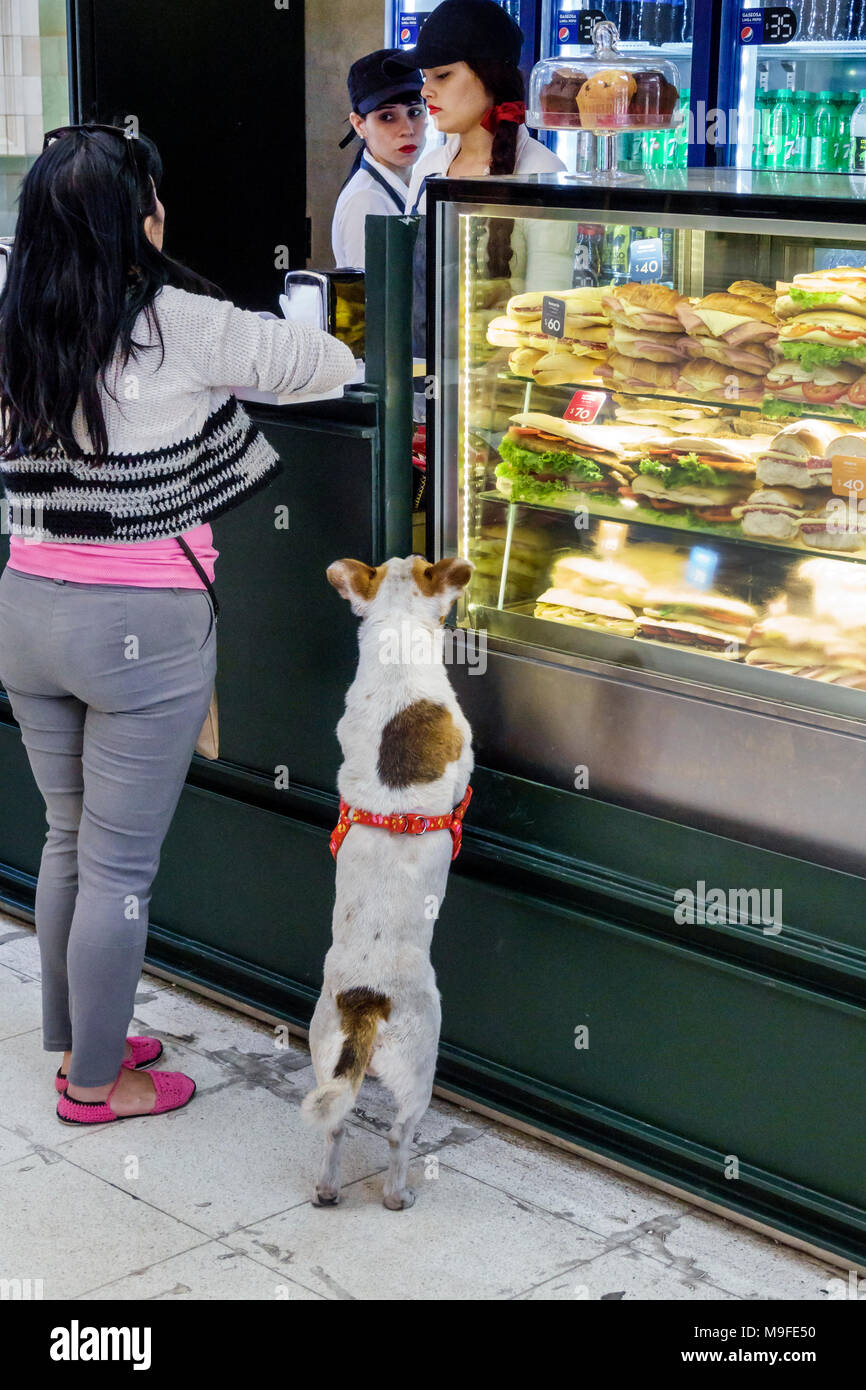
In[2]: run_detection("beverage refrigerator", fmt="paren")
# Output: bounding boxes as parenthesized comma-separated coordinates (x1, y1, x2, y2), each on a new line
(537, 0, 720, 170)
(386, 0, 543, 77)
(716, 0, 866, 173)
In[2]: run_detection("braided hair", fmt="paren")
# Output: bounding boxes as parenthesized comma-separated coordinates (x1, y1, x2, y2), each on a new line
(466, 58, 525, 279)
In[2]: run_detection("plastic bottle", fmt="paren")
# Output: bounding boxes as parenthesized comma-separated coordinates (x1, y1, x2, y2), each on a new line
(809, 91, 836, 171)
(792, 91, 813, 170)
(573, 224, 604, 286)
(834, 92, 858, 170)
(764, 90, 794, 170)
(610, 225, 630, 284)
(849, 89, 866, 171)
(752, 89, 767, 170)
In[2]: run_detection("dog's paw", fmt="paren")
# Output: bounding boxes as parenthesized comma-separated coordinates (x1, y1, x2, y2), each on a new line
(383, 1187, 416, 1211)
(312, 1186, 341, 1207)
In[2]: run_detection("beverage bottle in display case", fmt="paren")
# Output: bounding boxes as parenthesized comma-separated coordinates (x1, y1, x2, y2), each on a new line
(833, 92, 858, 170)
(809, 91, 836, 170)
(602, 225, 630, 284)
(764, 90, 795, 169)
(849, 89, 866, 170)
(572, 223, 603, 286)
(791, 91, 813, 170)
(752, 89, 767, 168)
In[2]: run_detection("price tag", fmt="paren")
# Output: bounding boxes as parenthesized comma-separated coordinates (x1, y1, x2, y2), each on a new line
(628, 237, 663, 283)
(541, 295, 567, 338)
(739, 7, 797, 44)
(830, 452, 866, 499)
(564, 389, 606, 424)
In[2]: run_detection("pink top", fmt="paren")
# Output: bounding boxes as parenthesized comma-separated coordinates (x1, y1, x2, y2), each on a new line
(6, 523, 218, 588)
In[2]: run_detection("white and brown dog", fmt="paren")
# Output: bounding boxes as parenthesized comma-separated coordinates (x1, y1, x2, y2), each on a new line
(302, 555, 474, 1210)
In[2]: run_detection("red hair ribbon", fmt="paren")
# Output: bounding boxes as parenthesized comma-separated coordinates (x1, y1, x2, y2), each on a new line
(481, 101, 526, 134)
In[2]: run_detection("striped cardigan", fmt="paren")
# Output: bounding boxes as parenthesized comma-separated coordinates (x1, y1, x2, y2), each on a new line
(0, 286, 356, 543)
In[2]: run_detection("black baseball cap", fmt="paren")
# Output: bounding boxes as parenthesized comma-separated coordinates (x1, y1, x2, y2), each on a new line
(348, 49, 423, 115)
(383, 0, 523, 75)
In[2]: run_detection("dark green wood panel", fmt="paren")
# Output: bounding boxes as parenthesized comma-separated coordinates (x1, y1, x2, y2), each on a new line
(206, 414, 379, 790)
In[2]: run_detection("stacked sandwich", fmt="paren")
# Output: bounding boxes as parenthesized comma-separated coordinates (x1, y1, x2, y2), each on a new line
(534, 555, 651, 636)
(598, 283, 689, 394)
(628, 435, 770, 525)
(745, 613, 866, 687)
(674, 283, 779, 404)
(734, 419, 866, 550)
(486, 287, 610, 387)
(495, 412, 667, 505)
(635, 590, 757, 658)
(765, 268, 866, 418)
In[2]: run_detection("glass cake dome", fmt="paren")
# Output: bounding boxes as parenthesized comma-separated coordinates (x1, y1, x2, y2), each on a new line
(528, 21, 683, 135)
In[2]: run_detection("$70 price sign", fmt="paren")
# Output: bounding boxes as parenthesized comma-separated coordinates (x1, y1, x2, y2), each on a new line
(564, 389, 606, 425)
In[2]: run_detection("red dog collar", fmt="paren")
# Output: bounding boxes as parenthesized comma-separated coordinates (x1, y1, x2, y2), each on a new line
(330, 785, 472, 862)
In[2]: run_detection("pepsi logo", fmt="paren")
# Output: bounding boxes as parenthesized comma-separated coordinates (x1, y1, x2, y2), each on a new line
(741, 24, 753, 39)
(558, 25, 569, 40)
(400, 26, 411, 41)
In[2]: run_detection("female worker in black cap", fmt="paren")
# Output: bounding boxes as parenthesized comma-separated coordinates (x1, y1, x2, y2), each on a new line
(384, 0, 565, 217)
(332, 49, 427, 269)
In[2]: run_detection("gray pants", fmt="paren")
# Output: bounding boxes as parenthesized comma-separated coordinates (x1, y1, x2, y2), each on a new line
(0, 567, 216, 1086)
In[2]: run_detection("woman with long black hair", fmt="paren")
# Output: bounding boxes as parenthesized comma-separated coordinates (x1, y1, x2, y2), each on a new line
(0, 125, 354, 1125)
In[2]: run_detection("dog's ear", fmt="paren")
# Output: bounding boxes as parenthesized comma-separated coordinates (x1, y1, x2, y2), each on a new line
(413, 556, 474, 602)
(327, 559, 385, 615)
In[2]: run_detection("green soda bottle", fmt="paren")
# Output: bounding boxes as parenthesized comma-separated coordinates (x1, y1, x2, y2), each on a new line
(809, 91, 836, 171)
(676, 87, 690, 170)
(765, 90, 794, 170)
(792, 92, 813, 170)
(833, 92, 858, 172)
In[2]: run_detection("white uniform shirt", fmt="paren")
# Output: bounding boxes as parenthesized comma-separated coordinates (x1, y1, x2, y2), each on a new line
(331, 152, 412, 269)
(405, 124, 566, 216)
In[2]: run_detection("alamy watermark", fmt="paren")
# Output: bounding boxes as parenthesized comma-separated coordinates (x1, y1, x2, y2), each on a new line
(378, 622, 487, 674)
(674, 881, 782, 935)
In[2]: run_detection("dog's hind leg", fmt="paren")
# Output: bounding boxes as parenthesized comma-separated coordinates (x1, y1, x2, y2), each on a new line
(313, 1123, 347, 1206)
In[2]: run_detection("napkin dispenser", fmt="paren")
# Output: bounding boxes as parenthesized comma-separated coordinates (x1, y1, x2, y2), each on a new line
(281, 269, 365, 358)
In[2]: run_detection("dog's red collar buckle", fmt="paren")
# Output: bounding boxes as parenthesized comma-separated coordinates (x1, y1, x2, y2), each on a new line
(329, 785, 472, 862)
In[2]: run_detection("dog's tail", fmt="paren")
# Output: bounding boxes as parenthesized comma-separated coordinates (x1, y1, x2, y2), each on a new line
(302, 987, 391, 1129)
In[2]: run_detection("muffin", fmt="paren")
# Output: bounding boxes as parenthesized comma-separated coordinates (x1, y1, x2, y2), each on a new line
(576, 69, 637, 130)
(539, 69, 587, 127)
(628, 70, 680, 127)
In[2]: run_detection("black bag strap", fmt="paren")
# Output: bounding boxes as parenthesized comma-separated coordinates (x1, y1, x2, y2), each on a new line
(176, 536, 220, 618)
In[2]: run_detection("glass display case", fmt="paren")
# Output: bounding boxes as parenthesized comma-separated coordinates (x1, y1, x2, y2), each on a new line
(429, 169, 866, 727)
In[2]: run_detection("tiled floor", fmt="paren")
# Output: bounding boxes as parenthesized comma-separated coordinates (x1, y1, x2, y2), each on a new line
(0, 909, 848, 1301)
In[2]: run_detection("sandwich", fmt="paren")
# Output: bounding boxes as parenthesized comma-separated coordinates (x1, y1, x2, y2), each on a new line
(731, 485, 832, 541)
(728, 279, 778, 308)
(798, 497, 866, 551)
(495, 413, 651, 503)
(777, 310, 866, 369)
(775, 267, 866, 320)
(472, 524, 550, 603)
(630, 437, 760, 523)
(506, 286, 609, 328)
(678, 333, 775, 375)
(675, 292, 780, 346)
(487, 316, 597, 354)
(763, 358, 866, 407)
(598, 351, 680, 393)
(549, 554, 651, 606)
(637, 588, 757, 648)
(755, 419, 847, 488)
(602, 283, 686, 334)
(534, 588, 637, 636)
(508, 347, 544, 378)
(611, 324, 688, 364)
(744, 613, 866, 669)
(674, 356, 765, 404)
(530, 352, 600, 387)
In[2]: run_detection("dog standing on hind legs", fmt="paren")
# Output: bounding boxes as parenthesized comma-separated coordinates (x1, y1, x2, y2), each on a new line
(302, 555, 474, 1210)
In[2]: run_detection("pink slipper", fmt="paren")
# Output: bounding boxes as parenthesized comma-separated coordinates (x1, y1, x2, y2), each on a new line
(54, 1036, 163, 1093)
(56, 1069, 196, 1125)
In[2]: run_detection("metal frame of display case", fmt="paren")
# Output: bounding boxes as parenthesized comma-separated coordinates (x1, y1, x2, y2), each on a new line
(425, 169, 866, 1265)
